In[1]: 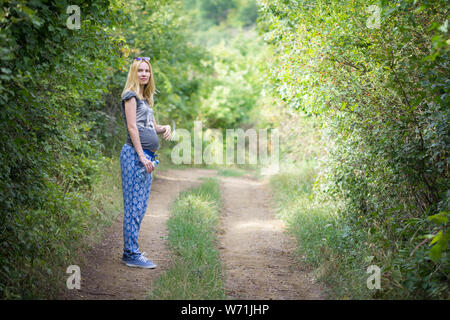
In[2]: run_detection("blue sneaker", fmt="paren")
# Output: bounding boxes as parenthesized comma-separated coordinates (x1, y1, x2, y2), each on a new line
(123, 253, 157, 269)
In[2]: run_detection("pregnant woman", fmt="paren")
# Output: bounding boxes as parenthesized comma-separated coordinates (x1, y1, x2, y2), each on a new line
(119, 56, 171, 268)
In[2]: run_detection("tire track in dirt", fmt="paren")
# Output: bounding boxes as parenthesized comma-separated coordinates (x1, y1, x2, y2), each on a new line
(60, 168, 217, 300)
(218, 175, 325, 300)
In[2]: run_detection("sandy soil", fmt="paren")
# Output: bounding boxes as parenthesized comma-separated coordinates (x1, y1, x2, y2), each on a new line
(218, 174, 325, 300)
(60, 168, 324, 300)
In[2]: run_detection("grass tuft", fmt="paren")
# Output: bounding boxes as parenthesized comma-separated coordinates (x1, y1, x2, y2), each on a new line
(148, 178, 225, 300)
(270, 160, 373, 299)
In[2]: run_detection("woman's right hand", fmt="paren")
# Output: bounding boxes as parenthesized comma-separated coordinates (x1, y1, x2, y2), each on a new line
(139, 155, 155, 173)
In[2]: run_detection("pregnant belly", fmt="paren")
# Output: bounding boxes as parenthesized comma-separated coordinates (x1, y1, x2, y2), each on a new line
(138, 126, 159, 150)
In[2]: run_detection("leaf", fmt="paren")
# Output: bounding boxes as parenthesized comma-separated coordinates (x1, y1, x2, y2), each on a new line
(429, 230, 449, 263)
(429, 243, 442, 263)
(430, 231, 442, 245)
(428, 212, 449, 225)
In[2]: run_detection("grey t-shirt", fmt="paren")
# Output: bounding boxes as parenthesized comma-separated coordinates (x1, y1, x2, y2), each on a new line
(121, 90, 160, 151)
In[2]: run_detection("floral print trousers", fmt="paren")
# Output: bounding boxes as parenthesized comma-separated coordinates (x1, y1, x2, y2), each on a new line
(120, 144, 155, 260)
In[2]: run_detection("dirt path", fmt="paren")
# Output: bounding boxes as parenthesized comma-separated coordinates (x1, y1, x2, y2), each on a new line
(60, 168, 324, 300)
(60, 168, 217, 300)
(218, 175, 325, 300)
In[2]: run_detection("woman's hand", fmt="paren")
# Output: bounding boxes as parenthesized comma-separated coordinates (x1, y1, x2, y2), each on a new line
(139, 155, 155, 173)
(161, 125, 171, 140)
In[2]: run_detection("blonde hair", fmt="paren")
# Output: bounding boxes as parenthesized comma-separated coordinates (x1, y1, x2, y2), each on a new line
(121, 58, 156, 107)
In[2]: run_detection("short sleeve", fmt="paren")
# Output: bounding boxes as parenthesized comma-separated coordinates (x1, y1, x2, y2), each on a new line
(122, 90, 139, 104)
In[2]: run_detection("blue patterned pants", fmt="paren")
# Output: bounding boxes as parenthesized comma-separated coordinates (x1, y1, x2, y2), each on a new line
(120, 144, 156, 260)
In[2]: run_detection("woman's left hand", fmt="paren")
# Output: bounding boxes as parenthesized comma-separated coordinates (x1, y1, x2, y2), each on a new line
(162, 125, 171, 140)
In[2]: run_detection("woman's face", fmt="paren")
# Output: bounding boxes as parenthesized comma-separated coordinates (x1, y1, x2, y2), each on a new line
(137, 62, 150, 85)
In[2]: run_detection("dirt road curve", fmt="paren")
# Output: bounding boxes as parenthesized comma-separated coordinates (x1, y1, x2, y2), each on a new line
(60, 168, 324, 300)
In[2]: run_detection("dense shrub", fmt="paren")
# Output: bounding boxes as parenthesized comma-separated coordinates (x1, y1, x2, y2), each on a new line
(0, 0, 126, 298)
(259, 0, 449, 298)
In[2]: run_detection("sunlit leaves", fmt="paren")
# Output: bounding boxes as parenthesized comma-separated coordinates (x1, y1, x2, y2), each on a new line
(260, 0, 449, 298)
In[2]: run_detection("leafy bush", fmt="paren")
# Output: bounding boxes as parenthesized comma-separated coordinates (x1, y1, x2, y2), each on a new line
(260, 0, 449, 298)
(0, 0, 126, 298)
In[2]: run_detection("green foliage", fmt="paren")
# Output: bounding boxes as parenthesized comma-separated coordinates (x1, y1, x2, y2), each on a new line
(126, 0, 211, 127)
(0, 0, 127, 298)
(236, 0, 259, 27)
(183, 0, 237, 28)
(227, 0, 259, 28)
(197, 42, 256, 127)
(260, 0, 449, 298)
(428, 211, 449, 263)
(182, 0, 259, 30)
(177, 0, 264, 134)
(189, 27, 267, 131)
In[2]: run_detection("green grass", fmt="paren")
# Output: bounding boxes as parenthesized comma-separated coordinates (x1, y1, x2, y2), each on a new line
(83, 157, 124, 244)
(148, 178, 226, 300)
(269, 160, 374, 299)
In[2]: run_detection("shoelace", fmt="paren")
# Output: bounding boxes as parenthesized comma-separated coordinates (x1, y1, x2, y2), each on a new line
(138, 255, 149, 263)
(138, 252, 150, 263)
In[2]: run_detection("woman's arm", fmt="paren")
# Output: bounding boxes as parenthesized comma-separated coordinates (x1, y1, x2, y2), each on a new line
(153, 118, 171, 140)
(124, 98, 154, 172)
